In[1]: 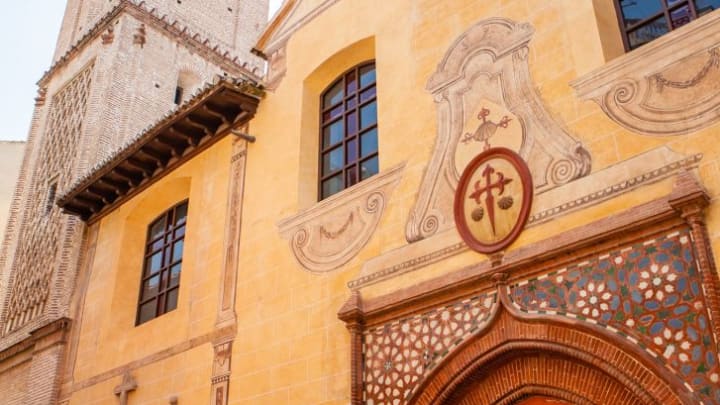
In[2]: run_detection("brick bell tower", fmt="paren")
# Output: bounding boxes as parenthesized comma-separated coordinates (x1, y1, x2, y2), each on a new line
(0, 0, 267, 403)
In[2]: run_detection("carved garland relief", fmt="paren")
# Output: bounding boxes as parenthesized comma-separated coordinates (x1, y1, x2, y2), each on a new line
(278, 163, 404, 272)
(572, 11, 720, 136)
(406, 18, 591, 243)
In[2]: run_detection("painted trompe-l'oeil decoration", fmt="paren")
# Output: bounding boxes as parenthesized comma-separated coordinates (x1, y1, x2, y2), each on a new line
(454, 147, 532, 254)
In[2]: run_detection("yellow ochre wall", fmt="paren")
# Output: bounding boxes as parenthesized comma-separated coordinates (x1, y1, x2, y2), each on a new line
(69, 138, 232, 404)
(68, 0, 720, 404)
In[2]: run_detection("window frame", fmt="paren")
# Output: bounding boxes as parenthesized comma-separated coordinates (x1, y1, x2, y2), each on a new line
(318, 61, 379, 201)
(135, 199, 188, 326)
(613, 0, 712, 51)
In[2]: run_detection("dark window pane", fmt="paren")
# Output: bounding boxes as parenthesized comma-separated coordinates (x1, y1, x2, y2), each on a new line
(360, 101, 377, 129)
(359, 65, 376, 88)
(147, 252, 162, 275)
(347, 111, 358, 135)
(149, 216, 166, 239)
(361, 128, 378, 157)
(695, 0, 720, 16)
(164, 246, 173, 266)
(347, 168, 359, 188)
(175, 203, 188, 225)
(360, 86, 376, 103)
(138, 300, 156, 324)
(346, 98, 357, 110)
(620, 0, 662, 27)
(138, 200, 188, 325)
(142, 275, 161, 298)
(322, 174, 344, 199)
(323, 147, 344, 174)
(346, 70, 357, 94)
(347, 138, 358, 163)
(172, 240, 184, 262)
(323, 80, 343, 108)
(150, 237, 164, 252)
(628, 16, 669, 49)
(166, 289, 179, 312)
(322, 105, 343, 122)
(170, 264, 182, 288)
(322, 120, 343, 148)
(670, 4, 692, 28)
(361, 156, 379, 180)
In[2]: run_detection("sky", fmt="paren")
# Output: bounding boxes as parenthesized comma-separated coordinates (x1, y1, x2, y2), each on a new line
(0, 0, 284, 142)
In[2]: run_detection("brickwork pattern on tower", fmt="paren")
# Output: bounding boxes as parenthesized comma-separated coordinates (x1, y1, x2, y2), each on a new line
(3, 63, 94, 336)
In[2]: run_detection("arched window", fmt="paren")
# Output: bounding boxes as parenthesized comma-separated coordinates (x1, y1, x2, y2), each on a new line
(136, 200, 188, 325)
(614, 0, 719, 50)
(319, 62, 378, 200)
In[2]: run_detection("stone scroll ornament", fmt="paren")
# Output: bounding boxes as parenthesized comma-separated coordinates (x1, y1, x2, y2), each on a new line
(406, 18, 591, 242)
(571, 9, 720, 136)
(454, 147, 533, 254)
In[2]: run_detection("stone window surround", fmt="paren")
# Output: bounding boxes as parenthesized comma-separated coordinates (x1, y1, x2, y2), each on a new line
(276, 37, 400, 273)
(572, 8, 720, 136)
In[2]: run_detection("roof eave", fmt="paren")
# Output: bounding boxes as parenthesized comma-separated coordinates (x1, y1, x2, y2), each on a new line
(58, 78, 264, 224)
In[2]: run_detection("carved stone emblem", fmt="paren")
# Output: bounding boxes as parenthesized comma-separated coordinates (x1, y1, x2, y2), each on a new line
(454, 148, 532, 254)
(455, 102, 523, 176)
(406, 18, 590, 243)
(278, 163, 405, 272)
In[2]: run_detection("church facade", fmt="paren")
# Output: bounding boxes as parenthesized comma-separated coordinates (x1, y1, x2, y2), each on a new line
(2, 0, 720, 404)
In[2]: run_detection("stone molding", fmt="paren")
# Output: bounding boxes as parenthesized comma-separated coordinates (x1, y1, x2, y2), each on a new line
(572, 10, 720, 136)
(62, 325, 234, 395)
(351, 147, 699, 289)
(406, 18, 591, 243)
(216, 139, 248, 329)
(210, 339, 233, 405)
(264, 44, 287, 91)
(278, 163, 405, 273)
(255, 0, 342, 56)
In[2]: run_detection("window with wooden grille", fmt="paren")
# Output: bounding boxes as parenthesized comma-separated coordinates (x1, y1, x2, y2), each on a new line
(319, 62, 379, 200)
(136, 200, 188, 325)
(614, 0, 720, 50)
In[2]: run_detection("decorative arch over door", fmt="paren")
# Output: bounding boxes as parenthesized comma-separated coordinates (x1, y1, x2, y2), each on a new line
(407, 308, 686, 405)
(339, 172, 720, 405)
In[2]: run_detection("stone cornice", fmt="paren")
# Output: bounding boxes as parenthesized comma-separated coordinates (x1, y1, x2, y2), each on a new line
(352, 147, 701, 289)
(38, 0, 262, 87)
(254, 0, 342, 55)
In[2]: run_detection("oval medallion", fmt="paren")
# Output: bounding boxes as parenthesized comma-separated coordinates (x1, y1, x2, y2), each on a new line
(454, 147, 533, 254)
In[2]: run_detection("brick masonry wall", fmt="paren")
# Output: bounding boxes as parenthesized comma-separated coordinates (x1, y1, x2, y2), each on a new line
(0, 358, 30, 405)
(0, 142, 26, 244)
(54, 0, 268, 71)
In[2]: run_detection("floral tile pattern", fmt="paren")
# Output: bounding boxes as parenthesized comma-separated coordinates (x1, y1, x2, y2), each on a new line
(363, 292, 497, 404)
(510, 228, 720, 404)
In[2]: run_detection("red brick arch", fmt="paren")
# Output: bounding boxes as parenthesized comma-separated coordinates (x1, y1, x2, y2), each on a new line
(407, 307, 693, 405)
